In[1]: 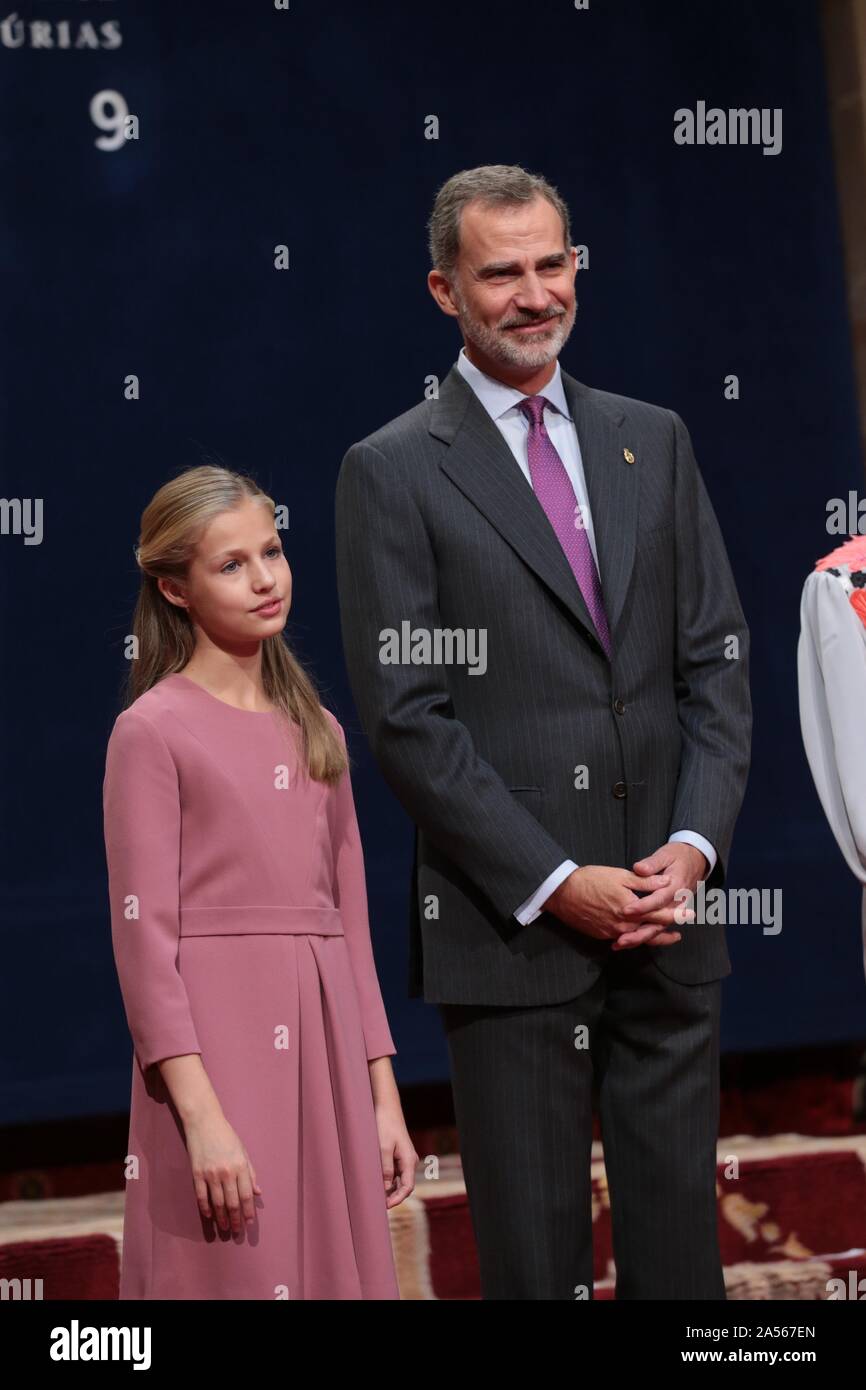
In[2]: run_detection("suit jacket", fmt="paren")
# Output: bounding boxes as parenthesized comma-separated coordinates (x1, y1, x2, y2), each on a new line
(798, 564, 866, 979)
(334, 361, 752, 1004)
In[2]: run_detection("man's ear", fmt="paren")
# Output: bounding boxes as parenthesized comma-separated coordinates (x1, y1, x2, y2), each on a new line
(427, 269, 460, 318)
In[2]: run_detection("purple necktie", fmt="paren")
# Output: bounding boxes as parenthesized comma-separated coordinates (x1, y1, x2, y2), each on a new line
(518, 394, 612, 659)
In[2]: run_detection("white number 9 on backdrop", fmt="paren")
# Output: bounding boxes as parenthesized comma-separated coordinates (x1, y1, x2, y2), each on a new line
(90, 90, 130, 151)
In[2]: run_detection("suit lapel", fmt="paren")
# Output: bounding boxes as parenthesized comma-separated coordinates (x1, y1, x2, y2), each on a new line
(431, 362, 639, 660)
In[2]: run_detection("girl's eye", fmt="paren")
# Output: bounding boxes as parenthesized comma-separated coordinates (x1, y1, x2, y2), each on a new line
(221, 547, 281, 574)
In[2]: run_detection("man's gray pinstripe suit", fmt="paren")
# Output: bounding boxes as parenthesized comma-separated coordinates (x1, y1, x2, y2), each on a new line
(335, 359, 751, 1299)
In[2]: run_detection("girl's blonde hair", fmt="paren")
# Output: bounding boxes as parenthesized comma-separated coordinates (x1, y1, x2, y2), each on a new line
(121, 464, 347, 783)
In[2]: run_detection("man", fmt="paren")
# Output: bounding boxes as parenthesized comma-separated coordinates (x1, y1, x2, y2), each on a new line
(335, 164, 751, 1299)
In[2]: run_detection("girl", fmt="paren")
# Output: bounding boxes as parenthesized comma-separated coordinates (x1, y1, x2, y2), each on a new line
(103, 465, 417, 1300)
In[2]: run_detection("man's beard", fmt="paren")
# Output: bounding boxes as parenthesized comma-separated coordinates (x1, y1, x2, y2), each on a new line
(452, 287, 576, 369)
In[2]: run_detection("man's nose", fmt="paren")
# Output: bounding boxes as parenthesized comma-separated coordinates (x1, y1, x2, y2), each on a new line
(514, 279, 554, 310)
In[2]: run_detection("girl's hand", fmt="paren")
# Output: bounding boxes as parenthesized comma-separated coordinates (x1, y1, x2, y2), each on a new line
(184, 1110, 262, 1233)
(375, 1102, 419, 1209)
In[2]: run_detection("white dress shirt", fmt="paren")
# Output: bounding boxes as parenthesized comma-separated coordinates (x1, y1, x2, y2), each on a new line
(455, 347, 718, 923)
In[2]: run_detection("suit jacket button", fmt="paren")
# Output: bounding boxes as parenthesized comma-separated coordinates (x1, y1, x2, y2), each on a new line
(613, 698, 626, 715)
(612, 781, 628, 798)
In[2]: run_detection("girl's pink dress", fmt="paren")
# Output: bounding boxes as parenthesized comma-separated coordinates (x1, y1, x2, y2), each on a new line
(102, 672, 400, 1300)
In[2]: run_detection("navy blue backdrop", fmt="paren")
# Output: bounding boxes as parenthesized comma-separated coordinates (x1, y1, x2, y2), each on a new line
(2, 0, 865, 1125)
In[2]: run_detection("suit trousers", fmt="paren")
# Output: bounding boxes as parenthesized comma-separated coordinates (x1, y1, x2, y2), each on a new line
(437, 943, 725, 1300)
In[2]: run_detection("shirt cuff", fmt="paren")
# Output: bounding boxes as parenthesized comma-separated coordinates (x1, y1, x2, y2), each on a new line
(668, 831, 717, 877)
(514, 860, 579, 924)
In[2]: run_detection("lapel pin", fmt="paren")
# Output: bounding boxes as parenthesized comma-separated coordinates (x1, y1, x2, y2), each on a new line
(623, 448, 635, 464)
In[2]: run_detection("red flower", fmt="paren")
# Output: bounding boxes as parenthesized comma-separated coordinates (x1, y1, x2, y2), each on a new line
(849, 589, 866, 631)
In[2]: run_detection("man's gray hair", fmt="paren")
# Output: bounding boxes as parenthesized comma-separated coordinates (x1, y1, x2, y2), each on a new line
(427, 164, 572, 282)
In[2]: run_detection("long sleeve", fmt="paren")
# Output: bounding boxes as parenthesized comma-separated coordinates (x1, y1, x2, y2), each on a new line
(665, 410, 752, 889)
(103, 709, 202, 1074)
(798, 571, 866, 882)
(668, 830, 717, 876)
(515, 860, 578, 924)
(329, 721, 397, 1061)
(335, 440, 573, 922)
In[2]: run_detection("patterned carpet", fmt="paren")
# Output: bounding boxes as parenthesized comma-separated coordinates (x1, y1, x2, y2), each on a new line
(3, 1133, 866, 1299)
